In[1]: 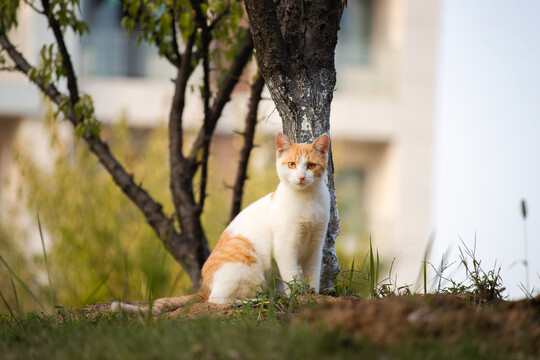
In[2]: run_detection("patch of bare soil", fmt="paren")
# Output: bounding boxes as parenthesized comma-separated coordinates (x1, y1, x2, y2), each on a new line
(74, 300, 238, 320)
(168, 302, 238, 319)
(79, 294, 539, 355)
(297, 294, 540, 354)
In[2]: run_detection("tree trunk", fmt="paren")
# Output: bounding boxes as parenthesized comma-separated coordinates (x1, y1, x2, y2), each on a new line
(244, 0, 342, 290)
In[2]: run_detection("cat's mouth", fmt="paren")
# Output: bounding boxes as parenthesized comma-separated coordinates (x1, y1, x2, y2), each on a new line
(293, 180, 311, 189)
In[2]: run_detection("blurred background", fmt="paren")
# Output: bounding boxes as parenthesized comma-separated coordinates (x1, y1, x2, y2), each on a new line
(0, 0, 538, 310)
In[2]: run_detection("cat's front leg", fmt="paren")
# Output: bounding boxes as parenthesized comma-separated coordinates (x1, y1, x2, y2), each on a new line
(301, 245, 323, 293)
(273, 250, 301, 294)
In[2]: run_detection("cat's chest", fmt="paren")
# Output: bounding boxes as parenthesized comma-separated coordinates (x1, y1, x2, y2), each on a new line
(270, 189, 329, 225)
(292, 202, 327, 224)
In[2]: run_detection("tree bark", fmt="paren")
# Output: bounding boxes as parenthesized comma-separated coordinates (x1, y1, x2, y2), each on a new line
(244, 0, 341, 290)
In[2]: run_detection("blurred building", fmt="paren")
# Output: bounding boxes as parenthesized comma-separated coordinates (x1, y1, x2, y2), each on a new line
(331, 0, 438, 284)
(0, 0, 438, 286)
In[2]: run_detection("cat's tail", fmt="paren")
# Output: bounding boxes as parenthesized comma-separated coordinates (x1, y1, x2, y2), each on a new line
(110, 295, 198, 315)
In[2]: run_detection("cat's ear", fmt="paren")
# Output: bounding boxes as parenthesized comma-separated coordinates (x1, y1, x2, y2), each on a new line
(276, 133, 292, 156)
(312, 134, 329, 155)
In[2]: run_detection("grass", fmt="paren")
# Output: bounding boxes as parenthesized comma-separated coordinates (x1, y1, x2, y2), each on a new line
(0, 304, 532, 360)
(0, 230, 537, 359)
(0, 314, 360, 359)
(431, 239, 506, 305)
(232, 278, 320, 322)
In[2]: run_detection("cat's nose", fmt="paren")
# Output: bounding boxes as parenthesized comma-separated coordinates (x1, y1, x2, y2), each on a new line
(298, 175, 305, 182)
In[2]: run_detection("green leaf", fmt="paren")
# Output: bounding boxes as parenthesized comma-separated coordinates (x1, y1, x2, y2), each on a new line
(159, 11, 172, 37)
(127, 1, 139, 17)
(179, 11, 195, 41)
(121, 17, 135, 37)
(200, 2, 208, 14)
(0, 0, 21, 32)
(75, 122, 85, 138)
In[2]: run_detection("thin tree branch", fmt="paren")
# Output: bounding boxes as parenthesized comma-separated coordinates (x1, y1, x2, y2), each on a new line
(155, 34, 182, 68)
(41, 0, 80, 108)
(169, 31, 196, 210)
(167, 28, 211, 276)
(208, 1, 231, 31)
(188, 30, 254, 160)
(169, 6, 182, 66)
(190, 0, 212, 215)
(119, 0, 181, 68)
(229, 71, 264, 222)
(23, 0, 44, 14)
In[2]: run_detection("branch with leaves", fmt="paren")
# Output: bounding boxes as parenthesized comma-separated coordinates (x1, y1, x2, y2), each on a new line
(1, 0, 260, 286)
(0, 22, 190, 280)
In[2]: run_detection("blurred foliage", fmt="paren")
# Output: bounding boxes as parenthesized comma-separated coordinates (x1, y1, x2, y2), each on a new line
(13, 111, 182, 308)
(0, 220, 46, 314)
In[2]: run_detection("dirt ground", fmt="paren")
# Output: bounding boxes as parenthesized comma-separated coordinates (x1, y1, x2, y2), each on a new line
(82, 294, 540, 354)
(298, 295, 540, 351)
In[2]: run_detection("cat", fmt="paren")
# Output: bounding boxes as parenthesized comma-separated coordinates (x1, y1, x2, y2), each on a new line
(111, 133, 331, 315)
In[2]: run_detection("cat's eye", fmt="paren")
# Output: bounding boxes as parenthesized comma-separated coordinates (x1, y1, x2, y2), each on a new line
(287, 162, 296, 169)
(307, 163, 317, 170)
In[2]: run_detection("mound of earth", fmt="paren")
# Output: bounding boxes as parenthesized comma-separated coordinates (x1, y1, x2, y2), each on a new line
(80, 294, 539, 355)
(297, 294, 540, 353)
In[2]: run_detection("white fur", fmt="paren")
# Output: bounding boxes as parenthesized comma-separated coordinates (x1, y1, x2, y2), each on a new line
(206, 145, 330, 303)
(110, 301, 149, 315)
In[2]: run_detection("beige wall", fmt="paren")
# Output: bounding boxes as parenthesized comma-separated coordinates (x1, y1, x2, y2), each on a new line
(330, 0, 439, 286)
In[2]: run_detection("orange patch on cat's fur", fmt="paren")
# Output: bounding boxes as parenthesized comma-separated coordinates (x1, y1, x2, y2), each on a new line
(197, 284, 211, 301)
(202, 231, 257, 284)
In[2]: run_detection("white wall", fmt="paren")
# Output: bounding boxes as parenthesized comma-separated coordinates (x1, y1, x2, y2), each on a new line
(434, 0, 540, 298)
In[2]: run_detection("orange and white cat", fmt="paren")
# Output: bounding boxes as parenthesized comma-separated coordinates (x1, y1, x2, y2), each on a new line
(111, 133, 330, 314)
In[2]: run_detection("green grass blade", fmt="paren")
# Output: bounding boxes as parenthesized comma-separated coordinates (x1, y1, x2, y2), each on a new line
(85, 251, 125, 304)
(38, 215, 57, 308)
(0, 285, 16, 321)
(416, 233, 434, 294)
(423, 258, 427, 295)
(257, 294, 266, 321)
(369, 238, 376, 298)
(146, 229, 173, 303)
(168, 270, 185, 297)
(10, 278, 20, 315)
(376, 249, 380, 288)
(348, 257, 355, 292)
(0, 255, 45, 312)
(84, 270, 112, 305)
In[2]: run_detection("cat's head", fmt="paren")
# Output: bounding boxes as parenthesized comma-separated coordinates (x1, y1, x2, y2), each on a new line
(275, 133, 329, 190)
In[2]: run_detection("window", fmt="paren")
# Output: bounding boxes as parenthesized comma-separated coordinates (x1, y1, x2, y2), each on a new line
(336, 0, 374, 66)
(336, 168, 367, 252)
(334, 0, 397, 95)
(80, 0, 166, 78)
